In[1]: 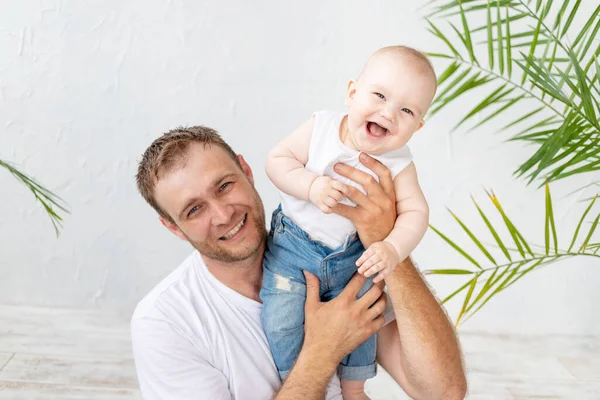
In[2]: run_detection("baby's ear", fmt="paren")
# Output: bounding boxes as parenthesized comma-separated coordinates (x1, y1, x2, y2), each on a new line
(415, 120, 425, 132)
(345, 79, 357, 107)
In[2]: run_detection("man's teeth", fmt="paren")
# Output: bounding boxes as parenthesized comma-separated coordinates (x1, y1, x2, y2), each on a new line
(221, 215, 246, 240)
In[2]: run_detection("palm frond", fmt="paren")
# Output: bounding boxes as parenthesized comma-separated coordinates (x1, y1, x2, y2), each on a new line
(0, 159, 69, 235)
(569, 195, 598, 252)
(424, 0, 600, 185)
(426, 185, 600, 325)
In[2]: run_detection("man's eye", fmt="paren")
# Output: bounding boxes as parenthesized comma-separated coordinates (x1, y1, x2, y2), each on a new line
(402, 108, 414, 116)
(374, 92, 385, 100)
(188, 205, 199, 217)
(219, 182, 232, 191)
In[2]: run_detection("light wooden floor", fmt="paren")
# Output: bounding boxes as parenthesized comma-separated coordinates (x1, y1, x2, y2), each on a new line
(0, 305, 598, 399)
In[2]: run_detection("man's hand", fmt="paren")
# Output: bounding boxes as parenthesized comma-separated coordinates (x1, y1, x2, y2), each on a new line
(274, 271, 388, 399)
(330, 153, 397, 247)
(303, 270, 386, 363)
(308, 176, 345, 214)
(356, 241, 400, 283)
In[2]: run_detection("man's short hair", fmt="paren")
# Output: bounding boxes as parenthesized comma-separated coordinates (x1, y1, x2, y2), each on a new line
(136, 126, 241, 222)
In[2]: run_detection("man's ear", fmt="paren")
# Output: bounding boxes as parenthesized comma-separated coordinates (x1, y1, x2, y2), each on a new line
(237, 154, 254, 185)
(160, 216, 188, 242)
(344, 79, 357, 107)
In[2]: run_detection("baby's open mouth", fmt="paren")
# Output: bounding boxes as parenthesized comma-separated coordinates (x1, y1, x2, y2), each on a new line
(367, 122, 389, 137)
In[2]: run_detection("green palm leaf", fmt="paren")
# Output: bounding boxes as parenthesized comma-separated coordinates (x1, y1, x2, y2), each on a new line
(455, 85, 514, 129)
(571, 5, 600, 49)
(456, 278, 478, 324)
(500, 106, 545, 131)
(426, 185, 600, 325)
(475, 12, 530, 33)
(568, 50, 598, 124)
(448, 208, 498, 265)
(471, 94, 526, 130)
(553, 0, 571, 31)
(424, 0, 600, 185)
(441, 276, 479, 304)
(487, 189, 534, 257)
(505, 4, 513, 77)
(560, 0, 582, 38)
(458, 0, 479, 65)
(545, 183, 558, 254)
(579, 213, 600, 252)
(487, 0, 494, 69)
(472, 195, 512, 261)
(429, 225, 483, 269)
(568, 195, 598, 252)
(0, 159, 69, 235)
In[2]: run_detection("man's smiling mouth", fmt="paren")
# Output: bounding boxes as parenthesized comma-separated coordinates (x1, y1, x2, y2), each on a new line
(220, 214, 247, 240)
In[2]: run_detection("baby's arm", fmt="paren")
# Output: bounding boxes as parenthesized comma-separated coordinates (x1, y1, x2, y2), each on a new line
(266, 117, 344, 213)
(356, 162, 429, 282)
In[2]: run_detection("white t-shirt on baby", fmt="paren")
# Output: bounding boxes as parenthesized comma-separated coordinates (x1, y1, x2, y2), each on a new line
(280, 110, 413, 249)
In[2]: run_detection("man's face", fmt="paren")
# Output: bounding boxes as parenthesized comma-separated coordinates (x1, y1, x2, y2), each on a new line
(154, 143, 266, 264)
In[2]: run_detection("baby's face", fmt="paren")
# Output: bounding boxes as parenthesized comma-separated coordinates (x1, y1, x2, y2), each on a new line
(345, 54, 436, 155)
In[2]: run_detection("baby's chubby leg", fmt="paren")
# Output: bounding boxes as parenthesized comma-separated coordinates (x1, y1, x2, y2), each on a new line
(341, 379, 370, 400)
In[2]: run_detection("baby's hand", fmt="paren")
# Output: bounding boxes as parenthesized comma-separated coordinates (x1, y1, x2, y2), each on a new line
(356, 241, 399, 283)
(309, 176, 345, 214)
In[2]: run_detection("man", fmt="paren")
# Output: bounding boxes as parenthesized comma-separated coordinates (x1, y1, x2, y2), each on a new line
(132, 126, 467, 399)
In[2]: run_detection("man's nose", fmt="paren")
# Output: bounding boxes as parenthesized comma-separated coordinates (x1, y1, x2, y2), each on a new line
(211, 202, 235, 226)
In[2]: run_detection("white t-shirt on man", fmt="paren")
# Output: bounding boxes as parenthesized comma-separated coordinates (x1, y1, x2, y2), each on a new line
(131, 251, 352, 399)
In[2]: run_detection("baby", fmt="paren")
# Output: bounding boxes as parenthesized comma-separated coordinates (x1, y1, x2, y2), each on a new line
(260, 46, 437, 399)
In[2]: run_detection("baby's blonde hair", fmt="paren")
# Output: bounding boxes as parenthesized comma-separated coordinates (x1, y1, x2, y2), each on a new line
(361, 45, 437, 92)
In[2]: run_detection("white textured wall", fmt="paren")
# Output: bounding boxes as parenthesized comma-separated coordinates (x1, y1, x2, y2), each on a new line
(1, 0, 598, 335)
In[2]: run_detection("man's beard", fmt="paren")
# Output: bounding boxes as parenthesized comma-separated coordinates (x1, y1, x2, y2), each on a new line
(186, 193, 267, 264)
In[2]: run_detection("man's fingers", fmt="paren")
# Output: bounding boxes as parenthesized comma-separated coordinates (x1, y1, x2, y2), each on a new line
(356, 281, 384, 309)
(366, 293, 387, 321)
(342, 272, 368, 299)
(329, 202, 355, 220)
(341, 184, 371, 208)
(334, 162, 376, 189)
(359, 153, 395, 198)
(334, 158, 394, 209)
(304, 271, 321, 310)
(370, 314, 386, 334)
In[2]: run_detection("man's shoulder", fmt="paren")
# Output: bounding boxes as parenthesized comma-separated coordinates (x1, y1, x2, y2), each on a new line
(131, 251, 201, 323)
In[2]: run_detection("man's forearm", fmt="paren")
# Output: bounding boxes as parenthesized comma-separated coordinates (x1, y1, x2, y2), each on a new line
(274, 343, 338, 399)
(385, 258, 467, 399)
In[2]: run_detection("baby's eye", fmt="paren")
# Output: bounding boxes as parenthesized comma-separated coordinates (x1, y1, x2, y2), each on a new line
(374, 92, 385, 100)
(402, 108, 414, 116)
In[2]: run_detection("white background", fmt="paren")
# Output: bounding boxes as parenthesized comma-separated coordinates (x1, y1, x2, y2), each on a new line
(1, 0, 598, 336)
